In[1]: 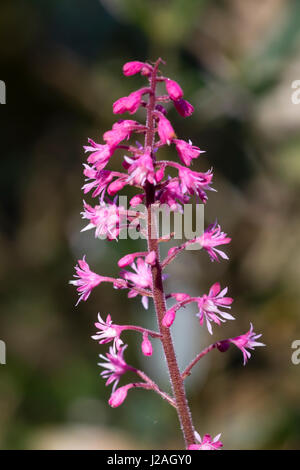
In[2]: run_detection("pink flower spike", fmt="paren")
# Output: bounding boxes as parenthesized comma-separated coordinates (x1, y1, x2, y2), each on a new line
(141, 333, 153, 356)
(123, 61, 151, 76)
(109, 384, 133, 408)
(174, 139, 204, 166)
(165, 79, 183, 101)
(188, 432, 223, 450)
(195, 223, 231, 262)
(92, 313, 123, 349)
(174, 98, 194, 117)
(145, 250, 156, 266)
(69, 256, 105, 305)
(162, 309, 176, 328)
(157, 115, 176, 145)
(98, 344, 133, 391)
(196, 283, 234, 335)
(229, 323, 265, 365)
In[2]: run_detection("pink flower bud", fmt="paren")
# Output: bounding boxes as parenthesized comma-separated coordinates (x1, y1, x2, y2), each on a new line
(155, 104, 167, 116)
(107, 179, 127, 195)
(155, 166, 165, 182)
(174, 98, 194, 117)
(165, 79, 183, 101)
(123, 61, 146, 76)
(141, 333, 153, 356)
(162, 309, 176, 328)
(109, 385, 132, 408)
(157, 115, 176, 145)
(130, 193, 145, 207)
(172, 292, 190, 302)
(113, 90, 144, 115)
(118, 253, 137, 268)
(145, 251, 156, 265)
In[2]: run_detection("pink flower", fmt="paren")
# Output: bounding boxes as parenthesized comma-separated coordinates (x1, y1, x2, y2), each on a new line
(123, 61, 151, 76)
(81, 200, 122, 240)
(141, 333, 153, 356)
(157, 179, 189, 211)
(121, 258, 152, 309)
(92, 313, 123, 349)
(82, 167, 114, 198)
(109, 384, 133, 407)
(188, 432, 223, 450)
(196, 282, 234, 335)
(179, 167, 214, 203)
(165, 79, 183, 101)
(103, 120, 139, 147)
(157, 115, 176, 144)
(162, 309, 176, 328)
(70, 256, 105, 305)
(195, 223, 231, 262)
(229, 323, 265, 365)
(84, 139, 114, 171)
(125, 151, 155, 186)
(174, 98, 194, 117)
(98, 344, 133, 391)
(113, 89, 145, 114)
(174, 139, 204, 166)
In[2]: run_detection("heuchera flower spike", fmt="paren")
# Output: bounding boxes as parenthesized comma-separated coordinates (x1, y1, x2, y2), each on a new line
(70, 58, 265, 450)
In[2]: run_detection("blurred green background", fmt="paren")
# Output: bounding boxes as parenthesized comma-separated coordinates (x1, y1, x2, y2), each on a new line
(1, 0, 300, 450)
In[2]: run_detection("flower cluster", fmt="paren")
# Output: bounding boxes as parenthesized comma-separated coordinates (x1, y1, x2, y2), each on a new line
(70, 59, 265, 450)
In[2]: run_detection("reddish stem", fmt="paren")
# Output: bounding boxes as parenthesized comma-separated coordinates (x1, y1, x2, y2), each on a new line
(182, 343, 217, 380)
(144, 59, 195, 448)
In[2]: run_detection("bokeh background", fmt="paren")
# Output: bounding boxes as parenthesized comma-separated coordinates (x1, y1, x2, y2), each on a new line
(1, 0, 300, 450)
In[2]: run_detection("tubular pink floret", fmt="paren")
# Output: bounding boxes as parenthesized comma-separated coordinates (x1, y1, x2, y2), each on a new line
(162, 309, 176, 328)
(123, 61, 151, 77)
(109, 384, 133, 407)
(188, 432, 223, 450)
(165, 79, 183, 101)
(174, 98, 194, 117)
(141, 333, 153, 356)
(157, 115, 176, 144)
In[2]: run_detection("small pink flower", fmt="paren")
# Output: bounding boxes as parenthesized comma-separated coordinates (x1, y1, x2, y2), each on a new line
(104, 120, 139, 147)
(109, 384, 133, 407)
(98, 344, 133, 391)
(141, 333, 153, 356)
(82, 167, 114, 198)
(174, 98, 194, 117)
(81, 200, 122, 240)
(125, 151, 155, 186)
(130, 193, 145, 207)
(84, 139, 114, 171)
(113, 90, 145, 114)
(196, 223, 231, 262)
(165, 79, 183, 101)
(92, 313, 123, 349)
(157, 115, 176, 145)
(174, 139, 204, 166)
(121, 258, 152, 309)
(188, 432, 223, 450)
(229, 323, 265, 365)
(145, 250, 156, 265)
(196, 282, 234, 335)
(162, 309, 176, 328)
(157, 179, 189, 211)
(69, 256, 105, 305)
(123, 61, 151, 76)
(179, 167, 214, 203)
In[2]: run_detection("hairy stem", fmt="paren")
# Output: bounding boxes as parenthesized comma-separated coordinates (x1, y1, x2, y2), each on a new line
(144, 59, 195, 448)
(182, 343, 217, 380)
